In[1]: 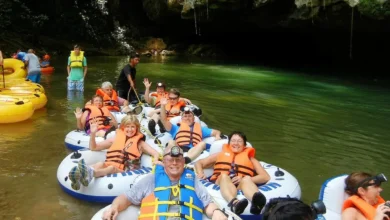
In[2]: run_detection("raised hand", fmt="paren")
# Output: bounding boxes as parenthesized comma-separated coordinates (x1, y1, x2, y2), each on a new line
(90, 118, 99, 134)
(143, 78, 152, 88)
(160, 97, 168, 106)
(74, 107, 83, 119)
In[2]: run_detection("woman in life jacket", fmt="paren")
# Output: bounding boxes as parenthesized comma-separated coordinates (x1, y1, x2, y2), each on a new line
(146, 88, 187, 135)
(342, 172, 390, 220)
(74, 95, 118, 137)
(195, 131, 270, 216)
(143, 78, 193, 108)
(85, 82, 129, 112)
(68, 115, 161, 190)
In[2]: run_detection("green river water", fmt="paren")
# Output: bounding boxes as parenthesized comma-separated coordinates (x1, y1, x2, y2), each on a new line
(0, 56, 389, 219)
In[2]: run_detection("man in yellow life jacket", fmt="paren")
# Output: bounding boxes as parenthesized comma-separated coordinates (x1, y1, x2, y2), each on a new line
(159, 97, 221, 164)
(67, 44, 87, 92)
(101, 145, 228, 220)
(342, 172, 390, 220)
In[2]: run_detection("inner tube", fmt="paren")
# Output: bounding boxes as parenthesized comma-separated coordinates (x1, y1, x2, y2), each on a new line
(1, 58, 27, 79)
(41, 66, 55, 74)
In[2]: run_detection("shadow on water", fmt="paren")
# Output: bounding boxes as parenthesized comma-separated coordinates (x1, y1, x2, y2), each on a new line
(0, 55, 389, 219)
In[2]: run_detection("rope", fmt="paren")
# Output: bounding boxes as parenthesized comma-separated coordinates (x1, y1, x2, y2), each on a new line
(131, 86, 143, 105)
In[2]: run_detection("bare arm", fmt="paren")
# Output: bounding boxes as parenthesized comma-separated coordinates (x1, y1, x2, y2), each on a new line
(0, 50, 3, 65)
(90, 134, 114, 151)
(109, 112, 118, 128)
(83, 66, 87, 78)
(250, 157, 270, 184)
(102, 194, 132, 220)
(127, 74, 135, 88)
(140, 140, 161, 162)
(67, 66, 70, 77)
(159, 97, 172, 131)
(211, 129, 221, 140)
(342, 207, 358, 220)
(143, 78, 152, 104)
(195, 153, 218, 179)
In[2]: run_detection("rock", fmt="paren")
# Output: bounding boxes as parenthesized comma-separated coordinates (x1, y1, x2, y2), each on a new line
(160, 50, 176, 56)
(145, 38, 167, 51)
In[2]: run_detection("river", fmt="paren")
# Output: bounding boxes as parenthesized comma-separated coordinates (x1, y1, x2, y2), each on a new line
(0, 55, 389, 219)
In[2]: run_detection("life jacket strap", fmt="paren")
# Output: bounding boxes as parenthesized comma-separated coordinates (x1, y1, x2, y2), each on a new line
(138, 212, 194, 220)
(140, 200, 203, 213)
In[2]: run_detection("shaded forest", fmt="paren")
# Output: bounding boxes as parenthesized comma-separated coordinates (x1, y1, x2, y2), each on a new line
(1, 0, 390, 75)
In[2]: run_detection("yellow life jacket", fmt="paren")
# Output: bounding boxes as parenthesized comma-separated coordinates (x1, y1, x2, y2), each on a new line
(139, 165, 204, 220)
(70, 51, 84, 67)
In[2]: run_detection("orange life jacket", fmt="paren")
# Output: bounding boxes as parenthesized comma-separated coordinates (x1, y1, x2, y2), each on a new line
(96, 88, 120, 112)
(175, 122, 202, 148)
(150, 91, 168, 107)
(165, 101, 186, 120)
(342, 195, 385, 220)
(84, 105, 112, 133)
(210, 144, 256, 182)
(104, 129, 144, 171)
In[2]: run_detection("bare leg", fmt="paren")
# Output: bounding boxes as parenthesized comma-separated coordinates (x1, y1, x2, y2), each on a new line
(216, 173, 237, 203)
(91, 162, 120, 177)
(186, 141, 206, 160)
(238, 176, 259, 201)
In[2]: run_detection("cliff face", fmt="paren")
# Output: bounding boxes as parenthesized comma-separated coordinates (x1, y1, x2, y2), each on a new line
(141, 0, 389, 29)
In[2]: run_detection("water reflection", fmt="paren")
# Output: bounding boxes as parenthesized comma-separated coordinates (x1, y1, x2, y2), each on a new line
(67, 90, 84, 111)
(1, 56, 390, 219)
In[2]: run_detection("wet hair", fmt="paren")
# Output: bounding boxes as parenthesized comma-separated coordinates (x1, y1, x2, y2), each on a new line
(169, 88, 180, 97)
(101, 81, 113, 89)
(228, 131, 247, 146)
(129, 52, 140, 60)
(74, 44, 80, 49)
(120, 115, 140, 131)
(345, 172, 372, 196)
(262, 197, 314, 220)
(92, 95, 103, 102)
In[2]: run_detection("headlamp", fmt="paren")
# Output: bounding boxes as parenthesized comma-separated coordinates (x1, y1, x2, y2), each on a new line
(163, 146, 183, 157)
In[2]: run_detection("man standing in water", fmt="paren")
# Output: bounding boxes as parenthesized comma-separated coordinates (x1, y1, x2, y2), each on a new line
(115, 53, 140, 102)
(67, 45, 87, 92)
(24, 49, 42, 83)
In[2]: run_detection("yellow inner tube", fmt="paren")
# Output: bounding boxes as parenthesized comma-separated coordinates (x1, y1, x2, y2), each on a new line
(1, 58, 27, 79)
(0, 91, 47, 110)
(0, 97, 34, 123)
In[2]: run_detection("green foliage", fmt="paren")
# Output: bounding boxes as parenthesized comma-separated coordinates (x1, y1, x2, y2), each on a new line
(358, 0, 390, 19)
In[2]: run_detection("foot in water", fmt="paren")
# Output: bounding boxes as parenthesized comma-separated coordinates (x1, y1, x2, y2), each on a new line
(68, 166, 81, 190)
(78, 159, 93, 187)
(250, 192, 267, 215)
(229, 198, 249, 215)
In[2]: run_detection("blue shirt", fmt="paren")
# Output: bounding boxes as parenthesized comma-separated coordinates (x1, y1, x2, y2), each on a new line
(169, 123, 212, 148)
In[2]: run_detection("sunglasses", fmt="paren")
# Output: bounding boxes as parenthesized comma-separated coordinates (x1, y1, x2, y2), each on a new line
(168, 96, 178, 100)
(363, 180, 382, 188)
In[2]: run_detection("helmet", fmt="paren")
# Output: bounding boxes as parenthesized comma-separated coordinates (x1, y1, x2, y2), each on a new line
(43, 54, 50, 60)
